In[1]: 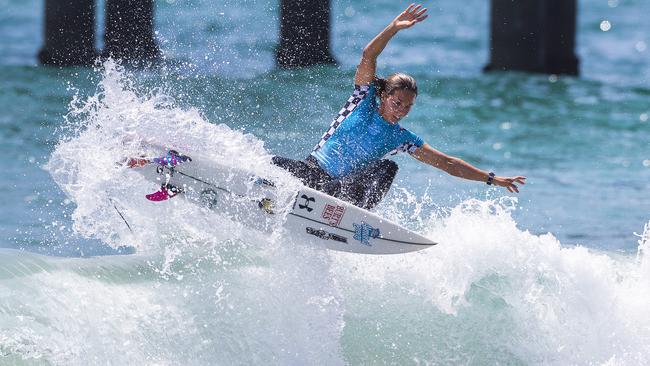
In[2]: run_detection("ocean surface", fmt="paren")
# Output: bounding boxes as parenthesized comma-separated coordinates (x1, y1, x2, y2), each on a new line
(1, 0, 649, 364)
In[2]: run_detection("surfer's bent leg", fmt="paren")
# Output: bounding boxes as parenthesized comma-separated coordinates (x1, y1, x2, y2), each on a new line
(271, 156, 336, 193)
(340, 160, 398, 209)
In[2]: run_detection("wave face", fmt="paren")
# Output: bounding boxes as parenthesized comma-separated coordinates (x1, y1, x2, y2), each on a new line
(0, 62, 647, 365)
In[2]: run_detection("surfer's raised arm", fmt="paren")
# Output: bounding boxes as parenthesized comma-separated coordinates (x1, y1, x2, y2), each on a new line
(354, 4, 428, 86)
(412, 144, 527, 193)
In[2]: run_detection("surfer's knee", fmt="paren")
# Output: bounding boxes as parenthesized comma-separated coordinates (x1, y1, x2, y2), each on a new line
(321, 179, 342, 197)
(382, 160, 398, 176)
(377, 160, 398, 181)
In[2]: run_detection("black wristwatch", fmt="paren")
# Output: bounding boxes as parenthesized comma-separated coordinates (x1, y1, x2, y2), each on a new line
(486, 172, 495, 185)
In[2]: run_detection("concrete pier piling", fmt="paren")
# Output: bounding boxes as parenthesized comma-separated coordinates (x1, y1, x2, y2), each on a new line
(38, 0, 97, 65)
(39, 0, 159, 66)
(38, 0, 579, 73)
(276, 0, 336, 68)
(485, 0, 579, 75)
(103, 0, 160, 61)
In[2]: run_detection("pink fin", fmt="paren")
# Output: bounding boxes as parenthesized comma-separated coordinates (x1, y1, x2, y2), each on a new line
(145, 185, 182, 202)
(146, 188, 170, 201)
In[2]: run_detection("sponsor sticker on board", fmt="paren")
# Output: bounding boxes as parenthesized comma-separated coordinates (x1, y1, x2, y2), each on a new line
(306, 227, 348, 243)
(298, 194, 316, 212)
(322, 204, 345, 227)
(353, 222, 381, 246)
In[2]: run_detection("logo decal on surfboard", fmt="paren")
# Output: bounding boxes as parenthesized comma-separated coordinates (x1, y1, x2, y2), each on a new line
(306, 227, 348, 243)
(353, 222, 380, 246)
(298, 194, 315, 212)
(322, 204, 345, 227)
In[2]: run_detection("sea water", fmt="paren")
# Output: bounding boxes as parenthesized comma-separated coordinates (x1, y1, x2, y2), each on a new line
(1, 0, 649, 364)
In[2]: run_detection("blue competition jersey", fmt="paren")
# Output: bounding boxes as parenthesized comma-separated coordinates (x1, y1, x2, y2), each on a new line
(311, 84, 425, 178)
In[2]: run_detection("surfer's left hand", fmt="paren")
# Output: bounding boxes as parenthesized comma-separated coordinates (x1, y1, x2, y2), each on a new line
(494, 176, 526, 193)
(391, 4, 428, 30)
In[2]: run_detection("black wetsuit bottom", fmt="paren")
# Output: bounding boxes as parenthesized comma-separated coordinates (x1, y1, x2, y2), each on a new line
(271, 155, 398, 210)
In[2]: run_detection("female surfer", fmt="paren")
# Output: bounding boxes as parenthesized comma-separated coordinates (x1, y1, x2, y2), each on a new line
(273, 3, 526, 209)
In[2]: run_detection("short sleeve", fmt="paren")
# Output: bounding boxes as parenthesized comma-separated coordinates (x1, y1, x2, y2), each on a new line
(386, 129, 425, 156)
(407, 131, 425, 151)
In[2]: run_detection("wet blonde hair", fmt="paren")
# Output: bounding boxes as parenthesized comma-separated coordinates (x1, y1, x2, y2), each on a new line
(374, 72, 418, 98)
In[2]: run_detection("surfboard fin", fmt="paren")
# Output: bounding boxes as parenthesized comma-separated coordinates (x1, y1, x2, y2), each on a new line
(126, 157, 151, 168)
(152, 150, 192, 168)
(146, 184, 184, 202)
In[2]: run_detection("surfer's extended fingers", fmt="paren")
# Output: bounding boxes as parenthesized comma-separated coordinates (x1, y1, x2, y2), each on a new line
(394, 3, 428, 29)
(512, 176, 527, 185)
(500, 180, 518, 193)
(495, 176, 526, 193)
(413, 6, 428, 19)
(408, 4, 428, 22)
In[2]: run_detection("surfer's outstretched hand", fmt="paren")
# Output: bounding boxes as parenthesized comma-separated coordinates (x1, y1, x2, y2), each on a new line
(494, 176, 527, 193)
(391, 4, 428, 30)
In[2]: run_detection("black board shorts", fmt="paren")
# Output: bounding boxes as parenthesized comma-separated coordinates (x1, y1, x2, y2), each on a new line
(272, 155, 398, 210)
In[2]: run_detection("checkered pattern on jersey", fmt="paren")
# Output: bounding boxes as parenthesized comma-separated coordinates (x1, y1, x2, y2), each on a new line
(385, 142, 419, 157)
(312, 84, 371, 152)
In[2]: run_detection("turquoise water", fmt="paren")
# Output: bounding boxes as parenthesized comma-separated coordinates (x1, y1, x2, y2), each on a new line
(1, 0, 649, 364)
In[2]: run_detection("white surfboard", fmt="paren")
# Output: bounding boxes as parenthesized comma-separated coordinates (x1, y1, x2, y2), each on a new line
(126, 146, 437, 254)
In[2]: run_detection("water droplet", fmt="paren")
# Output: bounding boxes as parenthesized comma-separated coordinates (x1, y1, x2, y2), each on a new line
(607, 0, 619, 8)
(500, 122, 512, 130)
(548, 74, 558, 83)
(640, 113, 648, 122)
(643, 160, 650, 167)
(493, 142, 503, 150)
(600, 20, 612, 32)
(636, 41, 647, 52)
(345, 6, 356, 17)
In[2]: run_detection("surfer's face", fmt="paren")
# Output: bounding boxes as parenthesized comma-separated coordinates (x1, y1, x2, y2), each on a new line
(379, 89, 416, 124)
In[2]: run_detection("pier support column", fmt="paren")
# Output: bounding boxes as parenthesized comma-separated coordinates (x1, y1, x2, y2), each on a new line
(38, 0, 97, 66)
(276, 0, 336, 68)
(484, 0, 579, 75)
(103, 0, 160, 62)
